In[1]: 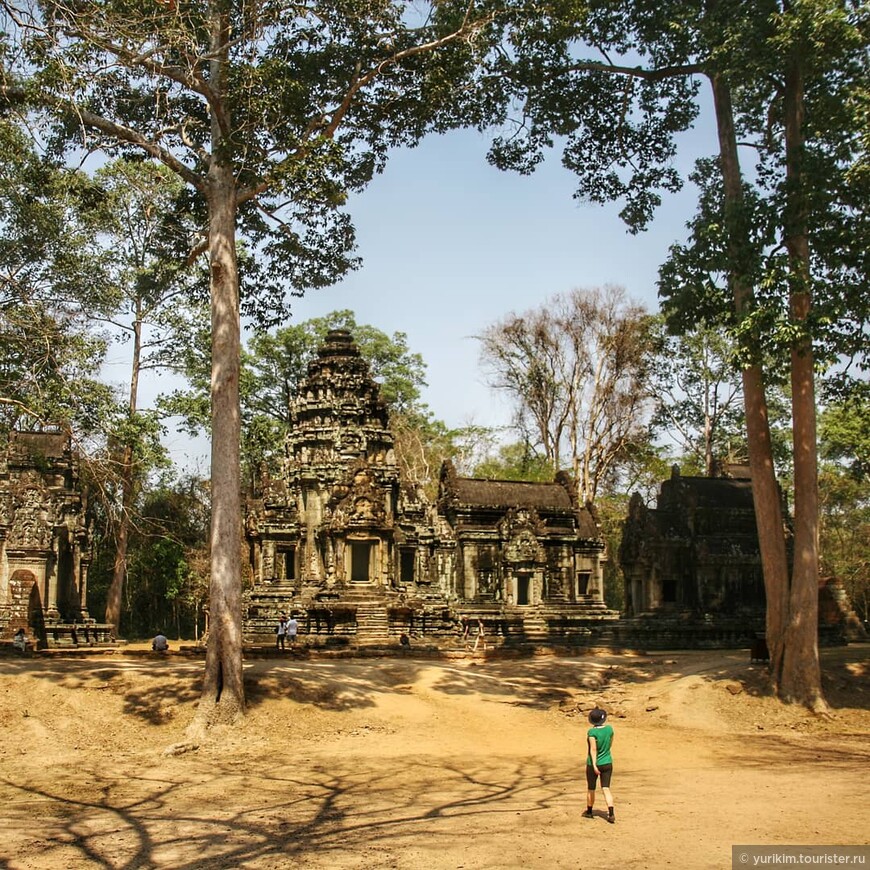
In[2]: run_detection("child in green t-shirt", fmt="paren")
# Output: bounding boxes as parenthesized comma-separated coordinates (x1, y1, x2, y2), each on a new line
(583, 707, 615, 824)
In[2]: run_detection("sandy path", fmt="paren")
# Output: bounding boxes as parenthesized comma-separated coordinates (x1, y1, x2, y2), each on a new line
(0, 648, 867, 869)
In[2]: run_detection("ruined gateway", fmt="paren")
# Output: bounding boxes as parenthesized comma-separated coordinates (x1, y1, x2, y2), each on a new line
(244, 330, 617, 646)
(620, 464, 769, 619)
(0, 431, 113, 647)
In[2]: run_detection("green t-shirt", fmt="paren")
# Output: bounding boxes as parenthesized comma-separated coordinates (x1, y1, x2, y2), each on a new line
(586, 724, 614, 766)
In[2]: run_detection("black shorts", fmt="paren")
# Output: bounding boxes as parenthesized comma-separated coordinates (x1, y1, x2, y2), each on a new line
(586, 763, 613, 789)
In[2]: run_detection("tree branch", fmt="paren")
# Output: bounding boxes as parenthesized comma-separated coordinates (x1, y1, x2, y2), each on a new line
(562, 59, 704, 82)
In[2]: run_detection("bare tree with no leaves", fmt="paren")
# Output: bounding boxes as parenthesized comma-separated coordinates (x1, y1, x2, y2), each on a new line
(478, 285, 655, 504)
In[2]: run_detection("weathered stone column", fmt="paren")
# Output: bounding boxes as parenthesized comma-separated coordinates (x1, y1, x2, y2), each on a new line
(76, 527, 91, 620)
(586, 552, 605, 603)
(252, 539, 262, 584)
(462, 544, 476, 600)
(0, 529, 8, 603)
(262, 540, 275, 580)
(324, 535, 336, 584)
(45, 539, 60, 620)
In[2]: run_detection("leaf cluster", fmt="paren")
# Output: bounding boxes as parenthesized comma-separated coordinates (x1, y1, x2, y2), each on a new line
(3, 0, 501, 324)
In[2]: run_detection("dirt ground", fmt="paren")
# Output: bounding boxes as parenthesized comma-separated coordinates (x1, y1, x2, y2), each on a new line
(0, 642, 867, 870)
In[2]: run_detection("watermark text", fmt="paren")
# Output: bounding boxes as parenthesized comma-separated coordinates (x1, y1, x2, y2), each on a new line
(733, 846, 869, 867)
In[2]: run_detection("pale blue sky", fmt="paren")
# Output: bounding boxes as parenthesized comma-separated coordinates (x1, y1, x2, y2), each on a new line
(151, 114, 719, 470)
(291, 123, 715, 420)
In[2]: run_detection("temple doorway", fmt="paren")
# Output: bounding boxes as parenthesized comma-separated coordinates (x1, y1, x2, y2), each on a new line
(516, 574, 531, 606)
(350, 541, 373, 582)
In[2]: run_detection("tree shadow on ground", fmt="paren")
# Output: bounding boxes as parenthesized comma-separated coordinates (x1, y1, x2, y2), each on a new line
(1, 643, 866, 729)
(0, 753, 577, 870)
(713, 729, 870, 768)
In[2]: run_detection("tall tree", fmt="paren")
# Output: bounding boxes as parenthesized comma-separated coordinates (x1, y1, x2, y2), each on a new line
(84, 159, 201, 635)
(478, 286, 655, 503)
(1, 0, 493, 728)
(465, 0, 867, 710)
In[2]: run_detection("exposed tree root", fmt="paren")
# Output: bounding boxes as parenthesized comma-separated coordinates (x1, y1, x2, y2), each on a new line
(163, 740, 200, 757)
(185, 695, 245, 741)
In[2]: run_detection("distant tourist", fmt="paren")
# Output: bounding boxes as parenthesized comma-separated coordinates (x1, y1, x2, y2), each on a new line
(12, 628, 27, 654)
(152, 633, 169, 653)
(460, 615, 471, 648)
(472, 617, 487, 652)
(276, 614, 288, 651)
(583, 707, 616, 824)
(286, 614, 299, 645)
(400, 633, 411, 654)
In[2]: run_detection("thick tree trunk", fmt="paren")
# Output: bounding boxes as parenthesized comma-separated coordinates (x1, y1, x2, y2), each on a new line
(710, 74, 791, 671)
(190, 5, 245, 732)
(193, 160, 245, 730)
(778, 50, 825, 711)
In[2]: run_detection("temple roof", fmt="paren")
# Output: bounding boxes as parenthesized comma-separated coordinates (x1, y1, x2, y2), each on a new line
(660, 475, 756, 511)
(8, 430, 70, 460)
(439, 466, 602, 540)
(451, 477, 574, 510)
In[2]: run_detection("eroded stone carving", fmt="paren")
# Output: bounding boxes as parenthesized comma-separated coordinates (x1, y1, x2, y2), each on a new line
(0, 431, 107, 646)
(244, 329, 612, 644)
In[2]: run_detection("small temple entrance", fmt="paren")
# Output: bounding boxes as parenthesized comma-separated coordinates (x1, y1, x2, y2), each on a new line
(350, 541, 374, 582)
(516, 574, 531, 606)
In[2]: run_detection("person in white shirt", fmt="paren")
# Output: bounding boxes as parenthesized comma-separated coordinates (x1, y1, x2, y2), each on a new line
(286, 615, 299, 645)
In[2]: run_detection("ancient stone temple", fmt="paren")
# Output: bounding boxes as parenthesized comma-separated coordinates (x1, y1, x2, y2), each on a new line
(617, 463, 855, 648)
(619, 464, 769, 621)
(437, 462, 607, 609)
(613, 464, 770, 648)
(0, 431, 111, 647)
(244, 329, 617, 647)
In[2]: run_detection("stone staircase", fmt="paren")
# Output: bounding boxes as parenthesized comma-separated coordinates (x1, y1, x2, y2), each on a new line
(518, 612, 550, 643)
(353, 599, 391, 644)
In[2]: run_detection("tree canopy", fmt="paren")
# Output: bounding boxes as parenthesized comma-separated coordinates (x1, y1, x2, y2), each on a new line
(1, 0, 497, 728)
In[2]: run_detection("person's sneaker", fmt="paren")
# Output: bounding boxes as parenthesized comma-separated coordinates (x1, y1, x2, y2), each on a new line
(582, 809, 594, 819)
(606, 813, 615, 824)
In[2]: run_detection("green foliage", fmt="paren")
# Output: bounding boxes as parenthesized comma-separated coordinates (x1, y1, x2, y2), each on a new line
(0, 121, 115, 437)
(472, 440, 554, 482)
(86, 159, 208, 330)
(89, 473, 210, 639)
(818, 419, 870, 623)
(610, 439, 674, 504)
(647, 315, 746, 474)
(2, 0, 495, 325)
(595, 494, 629, 613)
(158, 301, 213, 435)
(445, 0, 707, 232)
(819, 391, 870, 482)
